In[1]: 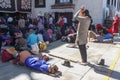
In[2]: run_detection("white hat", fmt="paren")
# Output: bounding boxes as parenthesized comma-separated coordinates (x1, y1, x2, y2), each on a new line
(7, 17, 13, 22)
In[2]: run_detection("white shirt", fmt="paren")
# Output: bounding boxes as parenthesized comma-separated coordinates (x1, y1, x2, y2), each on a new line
(37, 34, 44, 42)
(63, 17, 67, 23)
(49, 17, 53, 24)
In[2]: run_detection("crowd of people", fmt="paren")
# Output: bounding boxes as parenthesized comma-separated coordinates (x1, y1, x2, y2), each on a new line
(0, 13, 78, 76)
(88, 14, 120, 42)
(0, 5, 120, 76)
(0, 14, 75, 76)
(0, 14, 78, 54)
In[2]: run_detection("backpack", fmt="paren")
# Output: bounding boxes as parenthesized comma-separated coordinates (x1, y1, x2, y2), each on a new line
(1, 50, 13, 62)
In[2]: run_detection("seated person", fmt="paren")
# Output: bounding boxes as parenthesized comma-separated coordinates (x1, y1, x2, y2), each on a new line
(37, 30, 44, 43)
(66, 26, 76, 35)
(15, 33, 27, 51)
(61, 33, 77, 43)
(12, 50, 60, 76)
(108, 14, 120, 34)
(95, 24, 104, 35)
(88, 28, 112, 42)
(27, 29, 38, 47)
(43, 30, 52, 43)
(102, 28, 113, 39)
(27, 29, 39, 54)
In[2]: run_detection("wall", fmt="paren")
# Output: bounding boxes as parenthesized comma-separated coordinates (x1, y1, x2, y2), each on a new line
(74, 0, 104, 24)
(31, 0, 55, 18)
(32, 0, 105, 25)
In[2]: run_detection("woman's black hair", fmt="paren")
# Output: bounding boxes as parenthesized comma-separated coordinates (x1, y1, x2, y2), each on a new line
(82, 9, 93, 24)
(82, 9, 91, 18)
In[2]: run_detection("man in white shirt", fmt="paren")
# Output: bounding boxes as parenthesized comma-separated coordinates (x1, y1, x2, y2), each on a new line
(49, 15, 54, 25)
(63, 16, 67, 24)
(63, 16, 68, 36)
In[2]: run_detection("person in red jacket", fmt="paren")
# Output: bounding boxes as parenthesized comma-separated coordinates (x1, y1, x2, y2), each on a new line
(108, 14, 120, 34)
(113, 15, 120, 33)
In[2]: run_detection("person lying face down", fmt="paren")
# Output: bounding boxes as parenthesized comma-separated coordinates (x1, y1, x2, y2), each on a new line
(12, 50, 59, 74)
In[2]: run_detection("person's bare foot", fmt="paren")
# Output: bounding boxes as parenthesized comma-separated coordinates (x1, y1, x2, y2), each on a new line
(48, 65, 61, 77)
(49, 65, 58, 74)
(78, 62, 88, 66)
(54, 65, 58, 72)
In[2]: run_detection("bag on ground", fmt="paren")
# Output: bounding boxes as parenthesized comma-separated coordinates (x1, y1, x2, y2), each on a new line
(1, 50, 13, 62)
(38, 42, 47, 51)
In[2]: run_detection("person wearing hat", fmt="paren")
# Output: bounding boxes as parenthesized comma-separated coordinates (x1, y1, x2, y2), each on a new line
(73, 6, 91, 65)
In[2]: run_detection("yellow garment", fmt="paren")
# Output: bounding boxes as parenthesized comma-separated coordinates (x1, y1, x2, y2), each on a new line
(39, 42, 47, 51)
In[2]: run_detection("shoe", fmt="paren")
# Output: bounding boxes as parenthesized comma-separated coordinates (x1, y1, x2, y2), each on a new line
(78, 62, 88, 66)
(62, 60, 70, 67)
(98, 59, 105, 65)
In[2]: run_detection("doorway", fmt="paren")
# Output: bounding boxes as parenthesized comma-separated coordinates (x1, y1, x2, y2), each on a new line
(55, 12, 73, 26)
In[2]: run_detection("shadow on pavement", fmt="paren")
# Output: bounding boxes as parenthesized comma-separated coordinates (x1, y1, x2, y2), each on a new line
(45, 40, 66, 52)
(88, 63, 120, 80)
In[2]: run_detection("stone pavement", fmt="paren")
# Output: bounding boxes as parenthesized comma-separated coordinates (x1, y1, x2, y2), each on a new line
(0, 40, 120, 80)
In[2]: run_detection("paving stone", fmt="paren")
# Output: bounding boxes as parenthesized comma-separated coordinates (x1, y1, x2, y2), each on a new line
(59, 71, 81, 80)
(48, 41, 112, 63)
(81, 68, 106, 80)
(110, 56, 120, 80)
(67, 63, 91, 75)
(0, 41, 120, 80)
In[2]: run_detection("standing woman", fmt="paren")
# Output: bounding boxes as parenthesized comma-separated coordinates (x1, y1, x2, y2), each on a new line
(73, 6, 91, 65)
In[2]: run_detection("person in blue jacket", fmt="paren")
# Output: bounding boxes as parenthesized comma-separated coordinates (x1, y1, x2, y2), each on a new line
(27, 29, 38, 48)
